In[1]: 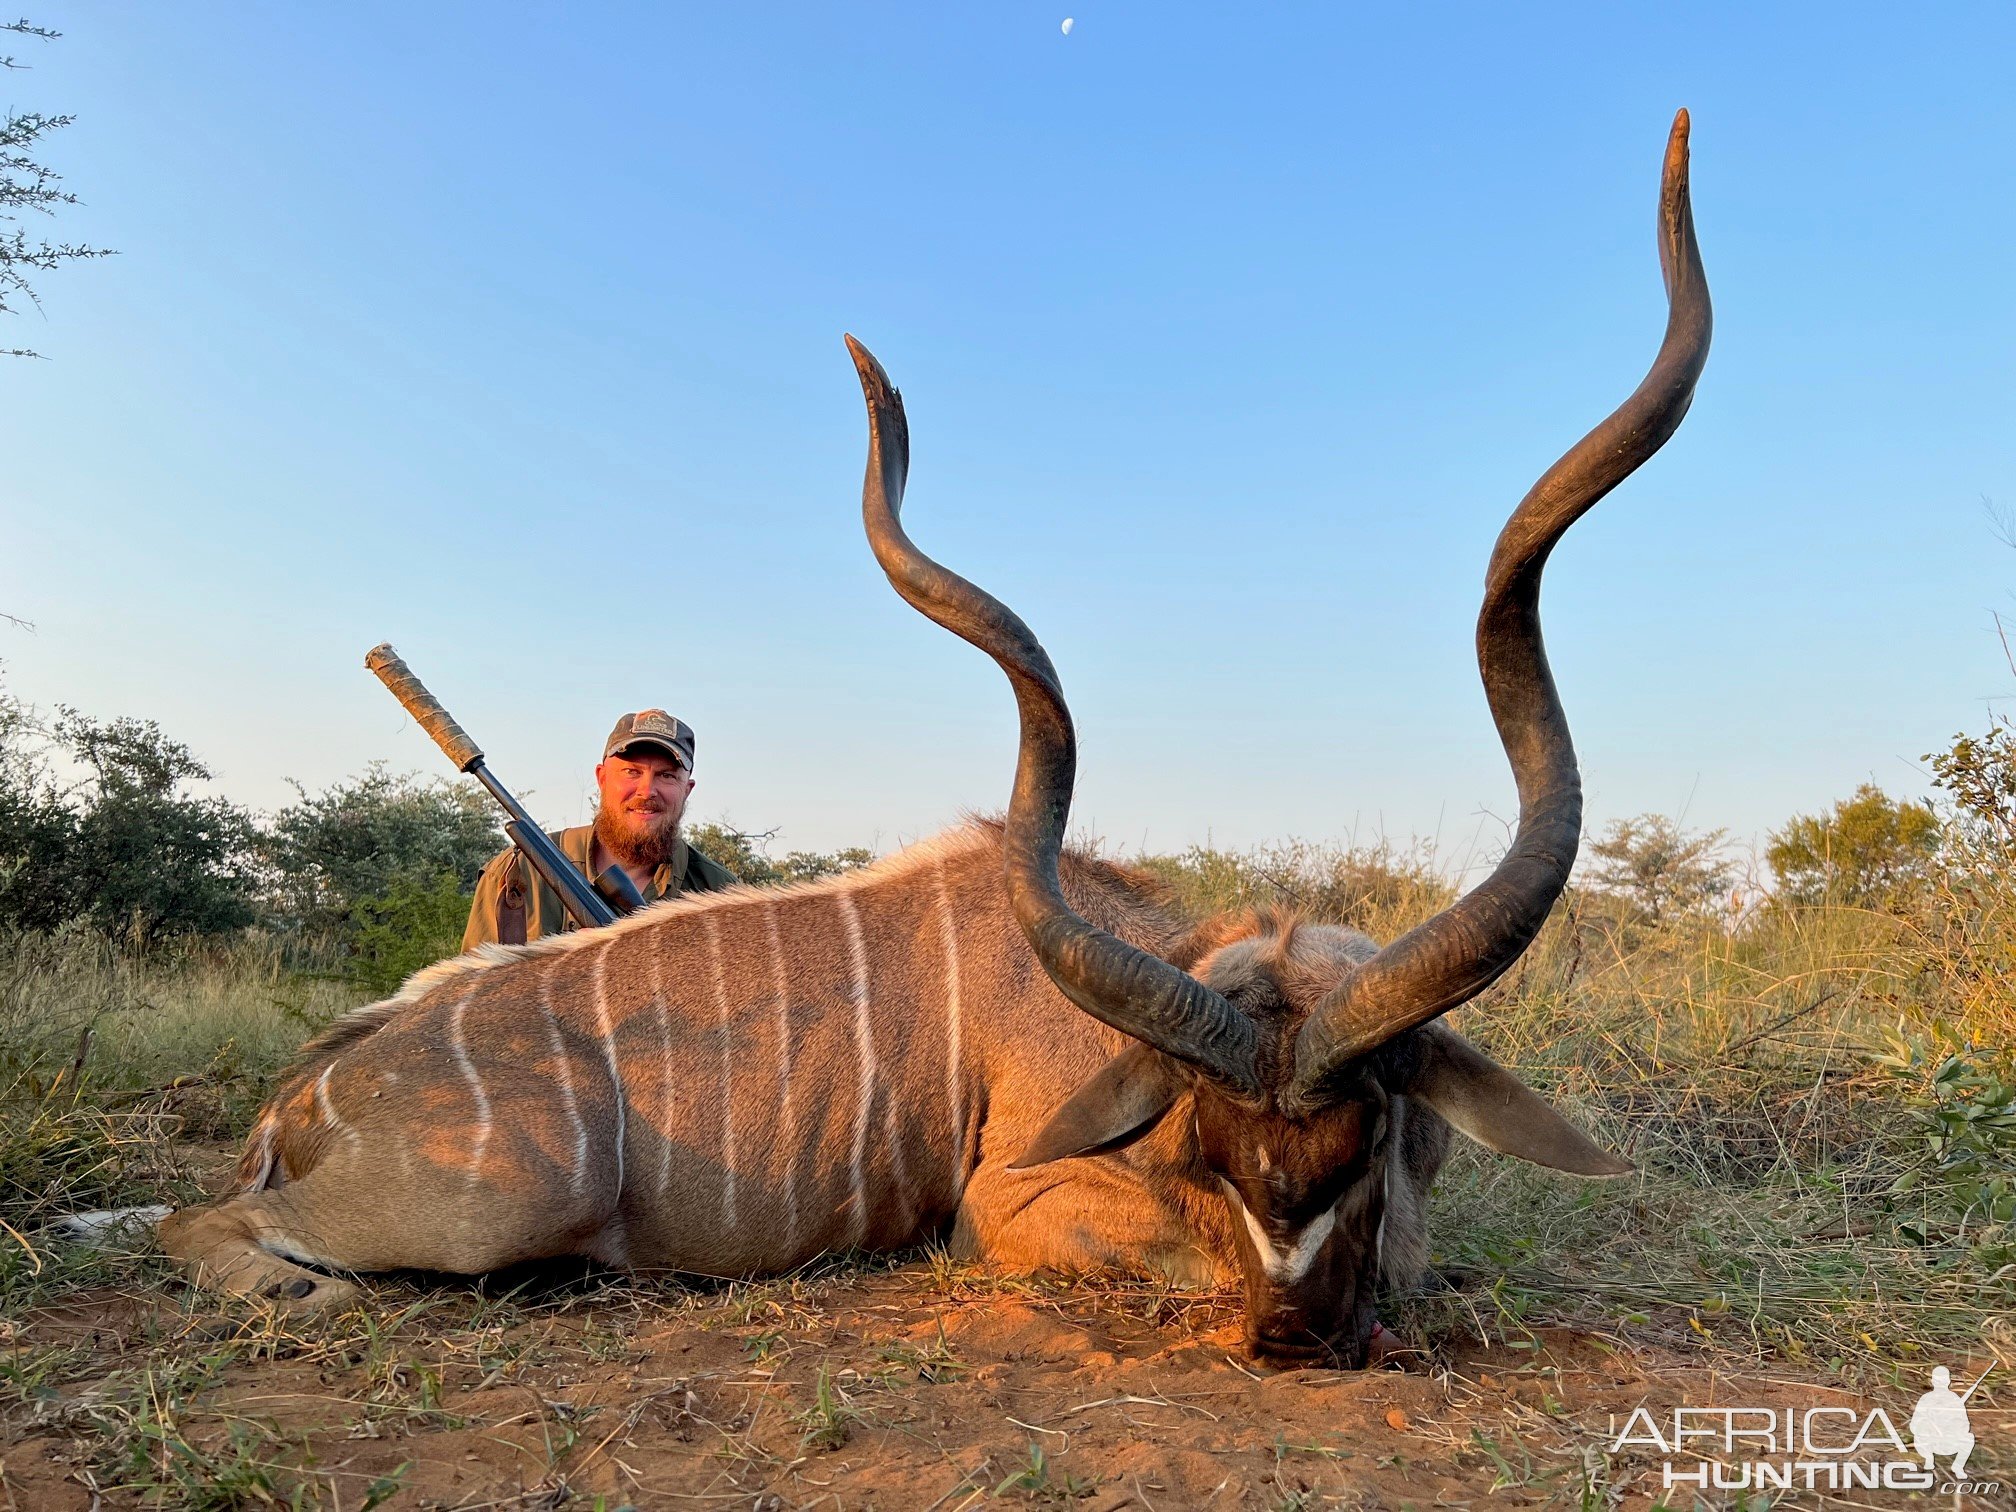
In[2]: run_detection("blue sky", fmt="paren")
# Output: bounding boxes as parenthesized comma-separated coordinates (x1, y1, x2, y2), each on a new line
(4, 3, 2013, 872)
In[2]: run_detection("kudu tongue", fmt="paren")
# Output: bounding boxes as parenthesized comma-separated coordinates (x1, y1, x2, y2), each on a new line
(1368, 1320, 1407, 1366)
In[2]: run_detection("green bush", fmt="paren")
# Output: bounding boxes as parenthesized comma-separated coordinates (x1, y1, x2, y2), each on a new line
(1928, 717, 2016, 856)
(0, 691, 259, 939)
(263, 763, 500, 939)
(0, 688, 75, 932)
(1879, 1029, 2016, 1262)
(347, 871, 475, 996)
(1765, 783, 1940, 909)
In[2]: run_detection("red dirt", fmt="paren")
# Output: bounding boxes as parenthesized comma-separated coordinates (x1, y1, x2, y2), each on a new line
(2, 1264, 2007, 1510)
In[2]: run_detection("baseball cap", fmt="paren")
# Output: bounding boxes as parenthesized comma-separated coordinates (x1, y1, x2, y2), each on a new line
(603, 709, 695, 770)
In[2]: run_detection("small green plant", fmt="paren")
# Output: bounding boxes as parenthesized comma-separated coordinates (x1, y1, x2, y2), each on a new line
(1571, 1446, 1613, 1512)
(743, 1329, 787, 1362)
(877, 1320, 965, 1383)
(794, 1367, 861, 1451)
(359, 1468, 411, 1512)
(577, 1318, 639, 1364)
(993, 1440, 1095, 1501)
(1465, 1428, 1536, 1493)
(125, 1418, 299, 1510)
(72, 1354, 332, 1510)
(0, 1342, 96, 1410)
(1879, 1028, 2016, 1253)
(1267, 1433, 1351, 1512)
(1272, 1432, 1351, 1462)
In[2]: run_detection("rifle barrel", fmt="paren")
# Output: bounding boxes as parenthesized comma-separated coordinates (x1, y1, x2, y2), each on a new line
(468, 762, 542, 835)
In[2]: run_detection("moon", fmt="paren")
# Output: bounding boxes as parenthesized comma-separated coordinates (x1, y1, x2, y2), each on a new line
(1061, 17, 1074, 35)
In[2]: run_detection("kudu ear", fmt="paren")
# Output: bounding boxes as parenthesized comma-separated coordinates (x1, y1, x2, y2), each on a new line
(1409, 1027, 1632, 1177)
(1009, 1043, 1187, 1170)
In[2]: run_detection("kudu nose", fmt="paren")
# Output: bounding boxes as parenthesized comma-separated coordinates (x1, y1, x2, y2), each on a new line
(1248, 1315, 1372, 1370)
(1249, 1332, 1367, 1370)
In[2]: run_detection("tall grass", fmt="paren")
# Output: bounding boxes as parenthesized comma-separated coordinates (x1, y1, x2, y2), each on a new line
(0, 928, 367, 1310)
(0, 929, 362, 1115)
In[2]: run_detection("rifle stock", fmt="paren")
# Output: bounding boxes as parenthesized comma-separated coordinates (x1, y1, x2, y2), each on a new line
(501, 817, 624, 931)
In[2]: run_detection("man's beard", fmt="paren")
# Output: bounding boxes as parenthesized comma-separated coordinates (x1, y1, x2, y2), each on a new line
(595, 803, 681, 871)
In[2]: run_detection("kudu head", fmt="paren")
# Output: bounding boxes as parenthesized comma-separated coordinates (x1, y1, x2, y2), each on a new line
(847, 112, 1711, 1367)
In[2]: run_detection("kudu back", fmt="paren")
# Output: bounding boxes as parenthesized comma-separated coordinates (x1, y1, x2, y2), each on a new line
(162, 114, 1710, 1365)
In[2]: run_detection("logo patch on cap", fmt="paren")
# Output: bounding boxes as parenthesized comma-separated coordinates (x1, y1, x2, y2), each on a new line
(632, 709, 678, 738)
(605, 709, 696, 768)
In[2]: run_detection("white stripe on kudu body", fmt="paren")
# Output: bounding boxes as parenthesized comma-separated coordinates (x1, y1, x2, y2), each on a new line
(651, 948, 676, 1200)
(837, 893, 877, 1246)
(314, 1064, 358, 1152)
(764, 901, 800, 1249)
(933, 860, 966, 1180)
(704, 914, 737, 1227)
(591, 945, 625, 1193)
(539, 971, 589, 1195)
(448, 995, 490, 1184)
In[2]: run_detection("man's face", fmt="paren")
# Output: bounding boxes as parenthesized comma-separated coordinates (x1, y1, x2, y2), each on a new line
(594, 748, 694, 853)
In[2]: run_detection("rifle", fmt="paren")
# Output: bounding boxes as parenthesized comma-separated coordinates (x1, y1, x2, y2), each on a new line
(364, 643, 646, 930)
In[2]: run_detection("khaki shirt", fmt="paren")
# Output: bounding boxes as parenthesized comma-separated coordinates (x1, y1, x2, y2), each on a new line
(461, 825, 739, 950)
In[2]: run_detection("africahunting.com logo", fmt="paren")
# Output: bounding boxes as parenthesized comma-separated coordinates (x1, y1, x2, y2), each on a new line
(1608, 1365, 1998, 1495)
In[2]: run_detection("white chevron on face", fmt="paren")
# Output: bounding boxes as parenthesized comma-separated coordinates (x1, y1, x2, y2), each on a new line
(1220, 1180, 1338, 1283)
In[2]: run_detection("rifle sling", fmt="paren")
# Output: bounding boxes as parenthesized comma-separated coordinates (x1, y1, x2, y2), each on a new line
(498, 854, 529, 946)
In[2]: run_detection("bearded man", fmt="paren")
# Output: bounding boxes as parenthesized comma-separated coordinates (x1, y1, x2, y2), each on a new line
(461, 710, 739, 949)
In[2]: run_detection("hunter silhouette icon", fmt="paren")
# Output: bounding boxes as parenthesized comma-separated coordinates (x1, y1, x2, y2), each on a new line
(1909, 1366, 1986, 1476)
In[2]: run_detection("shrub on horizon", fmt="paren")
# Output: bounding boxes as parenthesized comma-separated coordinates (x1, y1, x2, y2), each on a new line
(684, 821, 873, 888)
(1765, 784, 1941, 910)
(0, 692, 259, 939)
(1581, 813, 1734, 927)
(1136, 837, 1454, 936)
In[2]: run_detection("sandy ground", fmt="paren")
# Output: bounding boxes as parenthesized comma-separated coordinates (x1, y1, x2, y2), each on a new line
(3, 1255, 2009, 1512)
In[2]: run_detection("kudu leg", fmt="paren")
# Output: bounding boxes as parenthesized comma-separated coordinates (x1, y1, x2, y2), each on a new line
(161, 1076, 628, 1308)
(161, 1159, 624, 1310)
(158, 1198, 363, 1312)
(952, 1163, 1228, 1287)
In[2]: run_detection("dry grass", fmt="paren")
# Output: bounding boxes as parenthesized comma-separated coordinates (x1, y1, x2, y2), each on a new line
(0, 930, 366, 1314)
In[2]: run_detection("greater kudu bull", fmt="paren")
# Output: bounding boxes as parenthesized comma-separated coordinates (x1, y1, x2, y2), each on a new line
(161, 112, 1710, 1366)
